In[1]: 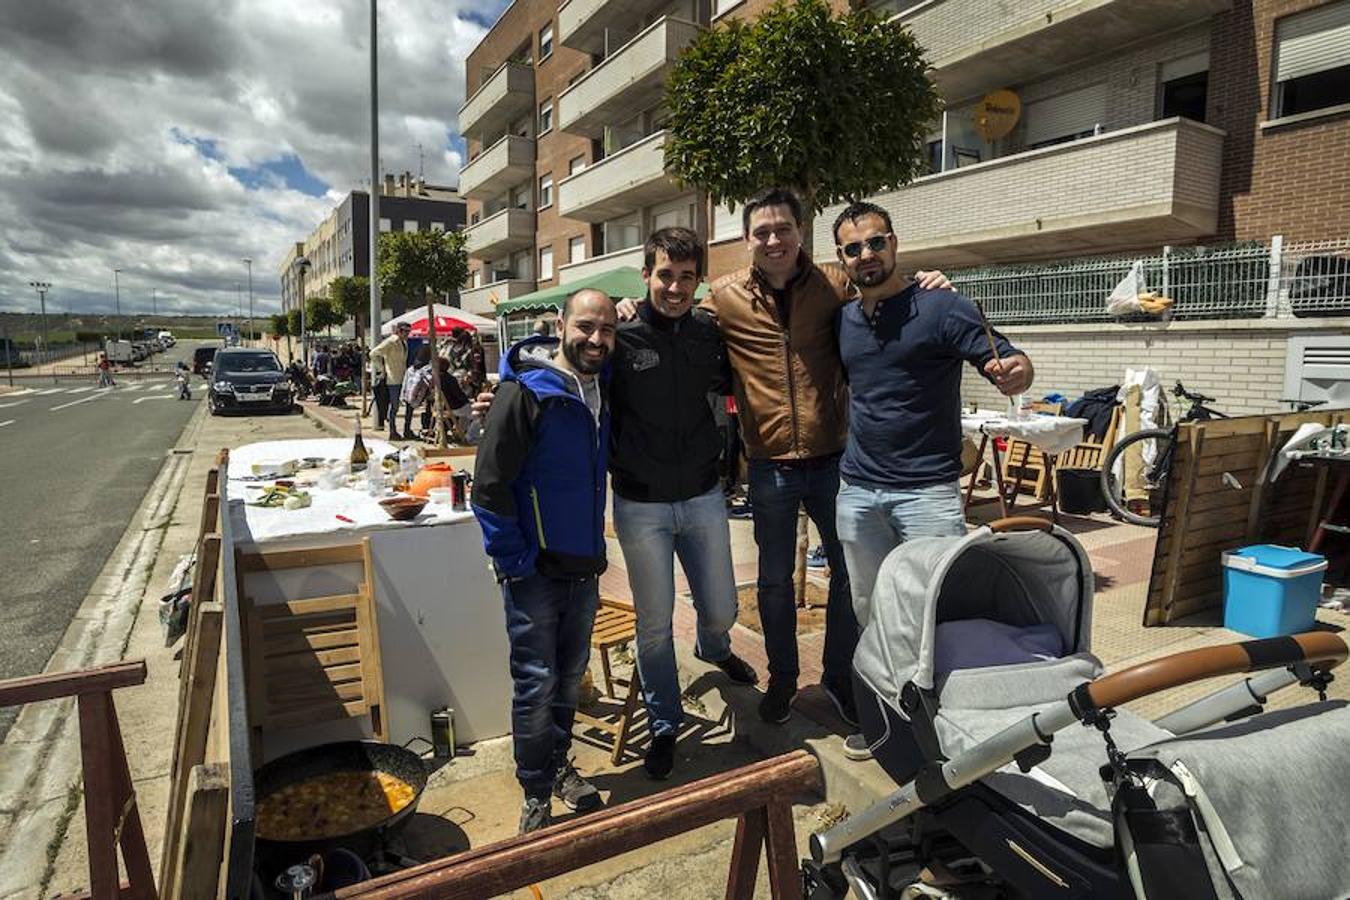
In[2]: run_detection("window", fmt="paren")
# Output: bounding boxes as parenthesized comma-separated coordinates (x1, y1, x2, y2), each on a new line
(472, 269, 482, 289)
(539, 98, 553, 134)
(569, 235, 586, 263)
(1273, 1, 1350, 118)
(1157, 52, 1209, 122)
(403, 220, 419, 233)
(569, 154, 587, 175)
(539, 23, 554, 60)
(712, 203, 741, 242)
(379, 217, 391, 232)
(430, 221, 446, 233)
(539, 245, 554, 281)
(539, 173, 553, 209)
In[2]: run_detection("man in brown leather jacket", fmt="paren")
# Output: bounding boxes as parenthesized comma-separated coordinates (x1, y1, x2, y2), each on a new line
(701, 188, 950, 728)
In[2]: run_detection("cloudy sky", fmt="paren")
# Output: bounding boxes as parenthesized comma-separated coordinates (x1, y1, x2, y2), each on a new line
(0, 0, 506, 319)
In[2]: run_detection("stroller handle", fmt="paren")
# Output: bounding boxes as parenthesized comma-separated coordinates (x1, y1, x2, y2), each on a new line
(1072, 632, 1348, 716)
(986, 516, 1054, 533)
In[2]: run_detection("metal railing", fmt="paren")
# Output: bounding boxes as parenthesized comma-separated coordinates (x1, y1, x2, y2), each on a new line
(953, 237, 1350, 326)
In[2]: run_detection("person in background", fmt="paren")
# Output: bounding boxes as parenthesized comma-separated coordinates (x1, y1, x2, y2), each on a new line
(370, 341, 390, 430)
(448, 328, 488, 396)
(97, 352, 116, 388)
(471, 289, 616, 834)
(401, 345, 432, 440)
(369, 322, 412, 440)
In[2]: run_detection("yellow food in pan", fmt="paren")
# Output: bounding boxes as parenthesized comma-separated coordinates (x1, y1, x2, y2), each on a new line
(256, 770, 417, 841)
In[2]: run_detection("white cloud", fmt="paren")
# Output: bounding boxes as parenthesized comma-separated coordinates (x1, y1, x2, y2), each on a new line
(0, 0, 500, 317)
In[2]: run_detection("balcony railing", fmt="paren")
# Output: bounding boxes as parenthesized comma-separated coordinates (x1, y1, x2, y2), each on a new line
(558, 0, 673, 55)
(558, 245, 645, 284)
(557, 18, 702, 138)
(895, 0, 1231, 102)
(460, 278, 536, 315)
(812, 118, 1225, 271)
(464, 207, 535, 259)
(459, 61, 534, 142)
(557, 130, 683, 222)
(459, 135, 535, 201)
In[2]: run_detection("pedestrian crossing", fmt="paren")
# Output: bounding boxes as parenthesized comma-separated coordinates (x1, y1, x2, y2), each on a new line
(17, 380, 173, 397)
(0, 380, 186, 423)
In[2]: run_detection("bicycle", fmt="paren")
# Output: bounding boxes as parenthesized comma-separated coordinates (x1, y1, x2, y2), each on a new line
(1099, 381, 1227, 527)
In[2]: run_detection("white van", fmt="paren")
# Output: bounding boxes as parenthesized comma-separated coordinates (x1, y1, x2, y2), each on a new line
(105, 339, 134, 364)
(157, 330, 175, 346)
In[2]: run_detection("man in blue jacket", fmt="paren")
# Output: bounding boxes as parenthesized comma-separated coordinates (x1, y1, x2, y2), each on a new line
(470, 288, 616, 834)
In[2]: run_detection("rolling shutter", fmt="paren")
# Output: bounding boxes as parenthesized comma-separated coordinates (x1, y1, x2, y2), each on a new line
(1023, 83, 1108, 146)
(1275, 1, 1350, 82)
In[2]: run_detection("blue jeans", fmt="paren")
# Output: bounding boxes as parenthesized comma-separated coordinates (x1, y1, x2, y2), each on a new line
(501, 572, 600, 799)
(747, 456, 855, 687)
(613, 485, 738, 738)
(835, 480, 966, 627)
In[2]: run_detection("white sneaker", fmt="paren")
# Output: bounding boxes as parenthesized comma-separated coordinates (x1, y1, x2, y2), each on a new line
(842, 733, 873, 762)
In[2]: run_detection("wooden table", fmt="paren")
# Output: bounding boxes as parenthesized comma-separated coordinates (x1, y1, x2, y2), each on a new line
(961, 413, 1089, 525)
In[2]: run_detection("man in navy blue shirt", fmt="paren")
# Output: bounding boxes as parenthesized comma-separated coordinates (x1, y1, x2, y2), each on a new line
(831, 201, 1033, 748)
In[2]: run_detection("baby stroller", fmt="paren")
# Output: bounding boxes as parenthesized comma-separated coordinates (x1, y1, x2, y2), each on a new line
(805, 517, 1350, 900)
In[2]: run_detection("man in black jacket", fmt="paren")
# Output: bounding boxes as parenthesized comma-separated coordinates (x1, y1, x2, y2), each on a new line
(610, 227, 757, 781)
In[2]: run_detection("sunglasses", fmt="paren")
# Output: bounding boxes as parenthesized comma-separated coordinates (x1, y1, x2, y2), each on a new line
(839, 235, 892, 258)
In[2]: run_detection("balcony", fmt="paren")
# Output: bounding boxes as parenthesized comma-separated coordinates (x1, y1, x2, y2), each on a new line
(459, 62, 534, 141)
(898, 0, 1231, 102)
(812, 118, 1225, 270)
(557, 130, 683, 222)
(459, 278, 535, 315)
(558, 0, 670, 55)
(459, 135, 535, 201)
(464, 207, 535, 260)
(558, 245, 645, 284)
(557, 18, 702, 138)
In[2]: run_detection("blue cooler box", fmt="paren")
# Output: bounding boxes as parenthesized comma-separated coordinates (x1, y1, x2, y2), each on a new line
(1221, 545, 1327, 638)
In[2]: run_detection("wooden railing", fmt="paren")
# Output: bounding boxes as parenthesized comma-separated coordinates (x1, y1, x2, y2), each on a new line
(0, 660, 157, 900)
(334, 750, 822, 900)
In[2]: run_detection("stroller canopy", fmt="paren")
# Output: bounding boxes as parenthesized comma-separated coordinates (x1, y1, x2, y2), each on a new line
(855, 525, 1094, 706)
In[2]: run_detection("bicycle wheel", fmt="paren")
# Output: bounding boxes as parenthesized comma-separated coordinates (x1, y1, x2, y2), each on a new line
(1100, 428, 1174, 527)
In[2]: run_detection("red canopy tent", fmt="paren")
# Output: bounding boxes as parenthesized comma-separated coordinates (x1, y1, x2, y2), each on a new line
(380, 303, 496, 337)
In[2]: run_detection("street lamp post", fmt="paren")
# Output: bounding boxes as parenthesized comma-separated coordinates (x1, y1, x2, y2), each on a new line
(29, 280, 51, 369)
(243, 257, 254, 347)
(113, 268, 122, 322)
(294, 256, 312, 365)
(151, 287, 156, 317)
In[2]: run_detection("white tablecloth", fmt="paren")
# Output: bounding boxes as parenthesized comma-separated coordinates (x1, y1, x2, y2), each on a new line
(227, 438, 475, 543)
(961, 413, 1089, 457)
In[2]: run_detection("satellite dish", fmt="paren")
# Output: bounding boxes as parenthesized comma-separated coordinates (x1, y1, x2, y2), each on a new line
(974, 89, 1021, 142)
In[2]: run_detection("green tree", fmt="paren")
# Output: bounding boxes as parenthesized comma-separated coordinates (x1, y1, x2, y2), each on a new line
(377, 229, 470, 446)
(328, 275, 372, 342)
(305, 294, 345, 338)
(285, 308, 303, 346)
(663, 0, 939, 250)
(270, 312, 292, 361)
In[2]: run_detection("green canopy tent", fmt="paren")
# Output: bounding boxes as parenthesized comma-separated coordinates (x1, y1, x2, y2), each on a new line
(493, 267, 709, 343)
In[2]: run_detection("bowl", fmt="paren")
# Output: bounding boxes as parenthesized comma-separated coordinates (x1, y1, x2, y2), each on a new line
(427, 487, 453, 505)
(378, 495, 428, 521)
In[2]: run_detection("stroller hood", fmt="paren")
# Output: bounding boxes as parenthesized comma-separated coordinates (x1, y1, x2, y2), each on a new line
(855, 525, 1094, 709)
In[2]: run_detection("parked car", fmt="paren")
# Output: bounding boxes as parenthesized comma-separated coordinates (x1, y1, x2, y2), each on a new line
(192, 345, 218, 376)
(130, 342, 149, 361)
(0, 337, 30, 368)
(105, 339, 134, 364)
(208, 348, 295, 415)
(158, 330, 175, 347)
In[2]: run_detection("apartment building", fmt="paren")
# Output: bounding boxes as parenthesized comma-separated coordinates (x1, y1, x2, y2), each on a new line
(813, 0, 1350, 414)
(277, 174, 466, 316)
(457, 0, 711, 317)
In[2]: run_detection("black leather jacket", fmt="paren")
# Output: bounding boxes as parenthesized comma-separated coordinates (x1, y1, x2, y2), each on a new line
(609, 303, 730, 503)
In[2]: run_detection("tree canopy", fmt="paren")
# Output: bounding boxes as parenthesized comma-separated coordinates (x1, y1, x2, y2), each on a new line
(328, 275, 371, 339)
(304, 294, 345, 336)
(269, 313, 289, 338)
(377, 230, 469, 306)
(663, 0, 939, 234)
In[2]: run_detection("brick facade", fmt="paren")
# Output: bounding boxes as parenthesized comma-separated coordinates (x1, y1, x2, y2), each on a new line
(1211, 0, 1350, 243)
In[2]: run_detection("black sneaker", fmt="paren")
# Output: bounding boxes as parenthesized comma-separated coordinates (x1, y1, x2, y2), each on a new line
(706, 652, 758, 685)
(805, 545, 827, 568)
(644, 734, 676, 780)
(728, 500, 754, 520)
(519, 796, 551, 834)
(821, 678, 859, 728)
(758, 677, 797, 724)
(552, 759, 602, 813)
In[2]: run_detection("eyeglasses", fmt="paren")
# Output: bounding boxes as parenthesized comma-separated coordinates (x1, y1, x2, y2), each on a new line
(839, 235, 892, 258)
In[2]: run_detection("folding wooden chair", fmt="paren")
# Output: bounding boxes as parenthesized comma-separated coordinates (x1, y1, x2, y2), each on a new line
(1001, 401, 1064, 502)
(235, 539, 387, 758)
(574, 597, 644, 766)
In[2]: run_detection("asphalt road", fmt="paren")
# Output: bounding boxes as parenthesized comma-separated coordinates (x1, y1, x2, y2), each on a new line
(0, 341, 211, 741)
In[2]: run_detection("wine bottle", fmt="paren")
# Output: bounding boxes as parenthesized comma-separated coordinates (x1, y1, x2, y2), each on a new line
(350, 419, 369, 472)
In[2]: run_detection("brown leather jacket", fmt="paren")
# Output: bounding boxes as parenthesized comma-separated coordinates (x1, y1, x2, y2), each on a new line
(702, 254, 851, 461)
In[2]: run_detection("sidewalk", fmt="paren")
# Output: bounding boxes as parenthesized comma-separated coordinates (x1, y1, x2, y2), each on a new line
(8, 394, 1347, 898)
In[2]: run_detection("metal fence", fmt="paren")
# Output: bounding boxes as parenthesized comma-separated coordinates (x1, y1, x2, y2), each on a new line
(952, 237, 1350, 326)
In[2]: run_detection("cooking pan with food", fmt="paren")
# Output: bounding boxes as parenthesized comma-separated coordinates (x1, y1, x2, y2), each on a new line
(253, 741, 428, 877)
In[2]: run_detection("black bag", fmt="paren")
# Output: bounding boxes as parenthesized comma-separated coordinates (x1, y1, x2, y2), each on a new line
(1058, 468, 1106, 515)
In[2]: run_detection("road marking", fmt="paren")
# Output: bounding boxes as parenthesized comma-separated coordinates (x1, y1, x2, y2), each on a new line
(132, 394, 178, 404)
(0, 399, 29, 409)
(36, 388, 65, 395)
(0, 420, 13, 428)
(121, 383, 143, 392)
(63, 386, 94, 394)
(50, 394, 104, 411)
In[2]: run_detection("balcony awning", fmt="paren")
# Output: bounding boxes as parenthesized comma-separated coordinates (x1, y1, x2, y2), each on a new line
(494, 266, 709, 316)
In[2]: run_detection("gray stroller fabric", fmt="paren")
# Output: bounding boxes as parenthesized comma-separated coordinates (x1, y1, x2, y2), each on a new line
(854, 526, 1094, 707)
(1125, 700, 1350, 900)
(931, 654, 1173, 849)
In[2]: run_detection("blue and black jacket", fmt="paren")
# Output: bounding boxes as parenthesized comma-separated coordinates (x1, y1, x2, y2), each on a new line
(470, 336, 610, 580)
